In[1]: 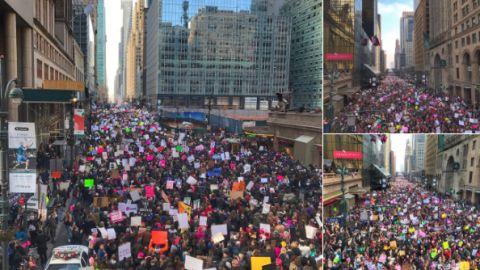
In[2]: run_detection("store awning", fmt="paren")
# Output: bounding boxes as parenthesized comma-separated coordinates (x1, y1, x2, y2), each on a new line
(22, 88, 79, 103)
(364, 64, 381, 76)
(370, 164, 391, 178)
(295, 135, 314, 144)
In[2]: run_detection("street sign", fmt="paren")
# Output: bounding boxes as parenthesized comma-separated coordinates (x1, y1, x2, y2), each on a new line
(333, 151, 363, 160)
(325, 53, 353, 61)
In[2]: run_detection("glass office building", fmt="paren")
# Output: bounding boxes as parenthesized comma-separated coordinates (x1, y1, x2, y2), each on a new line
(282, 0, 323, 109)
(146, 0, 291, 109)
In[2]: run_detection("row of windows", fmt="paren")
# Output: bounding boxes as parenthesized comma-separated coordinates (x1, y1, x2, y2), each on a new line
(34, 32, 74, 76)
(36, 59, 71, 82)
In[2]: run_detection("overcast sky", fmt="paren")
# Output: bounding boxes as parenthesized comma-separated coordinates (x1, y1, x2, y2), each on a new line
(391, 134, 411, 172)
(105, 0, 122, 100)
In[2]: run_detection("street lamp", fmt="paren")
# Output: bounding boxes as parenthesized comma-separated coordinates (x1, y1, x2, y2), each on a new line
(0, 75, 24, 269)
(69, 97, 78, 168)
(327, 69, 340, 129)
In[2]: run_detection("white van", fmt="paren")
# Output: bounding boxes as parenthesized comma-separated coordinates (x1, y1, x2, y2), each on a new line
(45, 245, 90, 270)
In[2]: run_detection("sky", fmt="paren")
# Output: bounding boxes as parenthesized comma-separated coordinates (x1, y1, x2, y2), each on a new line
(390, 134, 411, 172)
(105, 0, 122, 101)
(379, 0, 414, 68)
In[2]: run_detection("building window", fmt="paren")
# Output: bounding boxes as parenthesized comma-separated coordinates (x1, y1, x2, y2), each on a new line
(457, 68, 460, 79)
(471, 158, 475, 167)
(456, 55, 459, 63)
(469, 171, 473, 183)
(473, 140, 476, 149)
(44, 64, 49, 80)
(50, 67, 54, 80)
(36, 59, 42, 78)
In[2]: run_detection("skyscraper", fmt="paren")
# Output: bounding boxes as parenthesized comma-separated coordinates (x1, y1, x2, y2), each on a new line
(412, 134, 426, 174)
(96, 0, 107, 99)
(282, 0, 322, 109)
(400, 11, 414, 70)
(394, 39, 401, 70)
(145, 0, 291, 110)
(115, 0, 133, 102)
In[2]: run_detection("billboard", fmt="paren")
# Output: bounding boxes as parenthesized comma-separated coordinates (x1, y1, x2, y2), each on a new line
(74, 109, 85, 135)
(8, 122, 37, 193)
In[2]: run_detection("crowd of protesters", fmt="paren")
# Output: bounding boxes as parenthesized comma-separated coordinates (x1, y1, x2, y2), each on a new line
(8, 104, 321, 269)
(324, 177, 480, 269)
(331, 77, 480, 133)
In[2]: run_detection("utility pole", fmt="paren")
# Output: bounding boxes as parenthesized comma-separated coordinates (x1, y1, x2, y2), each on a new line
(0, 55, 8, 270)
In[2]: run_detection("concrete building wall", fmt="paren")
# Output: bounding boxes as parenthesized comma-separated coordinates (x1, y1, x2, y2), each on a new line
(414, 0, 429, 76)
(426, 0, 452, 93)
(425, 134, 438, 180)
(449, 0, 480, 106)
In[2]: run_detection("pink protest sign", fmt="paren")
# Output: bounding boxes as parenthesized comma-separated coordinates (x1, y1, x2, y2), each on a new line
(109, 211, 124, 223)
(146, 155, 153, 161)
(160, 160, 166, 168)
(145, 186, 155, 198)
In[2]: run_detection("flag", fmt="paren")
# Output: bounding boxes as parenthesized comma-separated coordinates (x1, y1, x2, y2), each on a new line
(178, 201, 192, 220)
(371, 35, 381, 47)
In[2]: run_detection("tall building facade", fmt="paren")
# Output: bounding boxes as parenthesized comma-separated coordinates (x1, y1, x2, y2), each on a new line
(424, 134, 438, 184)
(126, 0, 145, 100)
(404, 139, 412, 174)
(450, 0, 480, 106)
(414, 0, 429, 79)
(145, 0, 291, 110)
(426, 0, 452, 93)
(412, 134, 426, 175)
(96, 0, 107, 100)
(115, 0, 133, 102)
(323, 0, 355, 101)
(281, 0, 322, 109)
(394, 39, 401, 70)
(437, 135, 480, 203)
(400, 11, 414, 70)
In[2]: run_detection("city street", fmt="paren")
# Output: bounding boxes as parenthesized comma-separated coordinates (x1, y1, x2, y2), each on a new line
(5, 104, 321, 269)
(324, 177, 480, 269)
(330, 76, 480, 133)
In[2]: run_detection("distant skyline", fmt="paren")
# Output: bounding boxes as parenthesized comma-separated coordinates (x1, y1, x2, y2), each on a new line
(379, 0, 414, 68)
(391, 134, 411, 172)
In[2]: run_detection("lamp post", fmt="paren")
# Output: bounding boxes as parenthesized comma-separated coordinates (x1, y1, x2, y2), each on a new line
(0, 57, 24, 269)
(327, 70, 340, 130)
(69, 97, 78, 168)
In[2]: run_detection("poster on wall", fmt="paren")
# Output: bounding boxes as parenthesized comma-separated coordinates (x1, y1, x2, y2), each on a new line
(9, 172, 36, 193)
(74, 109, 85, 135)
(8, 122, 37, 193)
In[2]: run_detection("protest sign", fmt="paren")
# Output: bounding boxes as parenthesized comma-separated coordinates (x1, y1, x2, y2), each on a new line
(131, 216, 142, 226)
(177, 213, 189, 229)
(211, 224, 228, 236)
(185, 255, 203, 270)
(251, 257, 272, 270)
(118, 242, 131, 261)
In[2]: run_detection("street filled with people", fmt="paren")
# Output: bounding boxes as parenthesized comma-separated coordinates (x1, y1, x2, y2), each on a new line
(7, 104, 321, 270)
(331, 77, 480, 133)
(324, 177, 480, 269)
